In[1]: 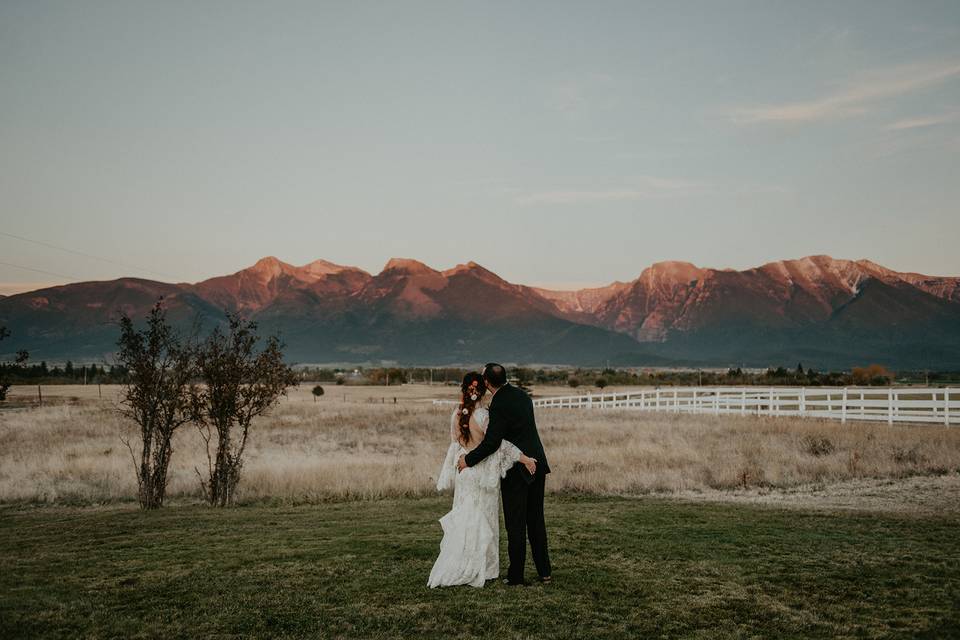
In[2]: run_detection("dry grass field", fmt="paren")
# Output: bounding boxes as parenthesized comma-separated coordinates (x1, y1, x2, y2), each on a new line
(2, 384, 960, 507)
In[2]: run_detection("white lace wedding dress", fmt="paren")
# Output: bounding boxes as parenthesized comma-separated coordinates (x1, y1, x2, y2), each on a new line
(427, 407, 522, 588)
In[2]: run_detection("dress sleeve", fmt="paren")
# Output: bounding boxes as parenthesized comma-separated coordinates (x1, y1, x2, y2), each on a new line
(495, 439, 523, 479)
(436, 442, 459, 491)
(436, 409, 460, 491)
(476, 406, 523, 478)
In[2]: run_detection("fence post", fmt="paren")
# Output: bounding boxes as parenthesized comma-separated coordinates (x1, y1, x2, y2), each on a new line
(588, 392, 593, 409)
(38, 385, 42, 405)
(741, 388, 746, 416)
(888, 388, 894, 426)
(769, 387, 774, 416)
(692, 389, 697, 414)
(655, 388, 661, 411)
(714, 390, 719, 415)
(946, 389, 951, 427)
(674, 389, 679, 413)
(841, 387, 848, 424)
(799, 387, 806, 416)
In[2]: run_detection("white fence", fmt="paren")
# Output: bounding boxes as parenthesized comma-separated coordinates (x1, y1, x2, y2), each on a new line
(531, 387, 957, 426)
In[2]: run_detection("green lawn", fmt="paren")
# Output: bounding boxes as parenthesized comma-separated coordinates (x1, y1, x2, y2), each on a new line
(1, 497, 958, 639)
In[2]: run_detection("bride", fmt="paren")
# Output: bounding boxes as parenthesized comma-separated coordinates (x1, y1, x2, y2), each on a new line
(428, 372, 537, 588)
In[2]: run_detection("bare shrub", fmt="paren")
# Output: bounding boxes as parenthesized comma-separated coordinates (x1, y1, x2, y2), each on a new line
(801, 435, 836, 457)
(116, 302, 195, 510)
(891, 446, 927, 466)
(847, 450, 861, 474)
(192, 315, 296, 507)
(737, 463, 766, 488)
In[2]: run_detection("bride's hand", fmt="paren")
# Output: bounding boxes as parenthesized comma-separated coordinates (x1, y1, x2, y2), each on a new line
(521, 456, 537, 475)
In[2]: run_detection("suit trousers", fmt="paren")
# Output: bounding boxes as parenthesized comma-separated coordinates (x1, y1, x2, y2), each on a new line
(500, 469, 551, 582)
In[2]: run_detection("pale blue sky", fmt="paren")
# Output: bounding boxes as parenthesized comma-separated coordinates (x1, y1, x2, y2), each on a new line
(1, 1, 959, 295)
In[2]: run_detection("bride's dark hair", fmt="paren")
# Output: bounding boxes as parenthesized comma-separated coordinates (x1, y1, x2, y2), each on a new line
(457, 372, 487, 446)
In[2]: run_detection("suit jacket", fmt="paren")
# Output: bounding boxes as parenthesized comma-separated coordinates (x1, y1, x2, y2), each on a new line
(464, 383, 551, 475)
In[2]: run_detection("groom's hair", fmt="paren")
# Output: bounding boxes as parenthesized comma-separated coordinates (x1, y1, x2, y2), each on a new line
(482, 363, 507, 388)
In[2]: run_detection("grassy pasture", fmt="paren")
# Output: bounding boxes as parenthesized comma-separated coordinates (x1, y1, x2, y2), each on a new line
(2, 496, 958, 639)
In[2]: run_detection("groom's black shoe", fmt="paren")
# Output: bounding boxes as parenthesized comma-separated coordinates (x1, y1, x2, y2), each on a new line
(502, 578, 530, 587)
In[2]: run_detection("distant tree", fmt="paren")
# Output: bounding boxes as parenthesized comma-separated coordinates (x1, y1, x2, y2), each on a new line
(595, 377, 608, 390)
(193, 315, 297, 507)
(0, 326, 29, 402)
(511, 367, 534, 396)
(852, 364, 894, 386)
(567, 377, 580, 388)
(115, 302, 195, 510)
(796, 362, 804, 375)
(368, 368, 408, 386)
(312, 384, 325, 401)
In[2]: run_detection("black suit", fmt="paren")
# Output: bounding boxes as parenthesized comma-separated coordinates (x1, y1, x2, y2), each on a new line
(464, 383, 552, 581)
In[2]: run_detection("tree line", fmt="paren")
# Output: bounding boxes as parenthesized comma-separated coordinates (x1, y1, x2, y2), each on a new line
(0, 361, 129, 385)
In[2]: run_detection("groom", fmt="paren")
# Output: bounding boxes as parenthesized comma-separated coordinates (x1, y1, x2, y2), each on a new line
(457, 363, 552, 586)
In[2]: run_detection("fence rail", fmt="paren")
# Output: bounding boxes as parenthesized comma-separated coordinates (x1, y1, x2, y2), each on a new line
(529, 387, 956, 426)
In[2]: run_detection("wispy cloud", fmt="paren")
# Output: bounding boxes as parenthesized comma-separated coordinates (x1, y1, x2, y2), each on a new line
(884, 111, 960, 131)
(547, 73, 619, 118)
(731, 59, 960, 124)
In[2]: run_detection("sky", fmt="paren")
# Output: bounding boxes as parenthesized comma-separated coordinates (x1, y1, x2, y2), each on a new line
(1, 1, 959, 295)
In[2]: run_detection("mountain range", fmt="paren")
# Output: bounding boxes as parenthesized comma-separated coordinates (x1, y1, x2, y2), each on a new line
(2, 255, 959, 369)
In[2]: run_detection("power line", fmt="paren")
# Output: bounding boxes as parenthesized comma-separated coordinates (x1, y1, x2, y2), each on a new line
(0, 230, 184, 280)
(0, 260, 77, 281)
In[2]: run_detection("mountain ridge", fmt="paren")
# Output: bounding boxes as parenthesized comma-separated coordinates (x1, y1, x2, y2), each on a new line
(2, 255, 958, 368)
